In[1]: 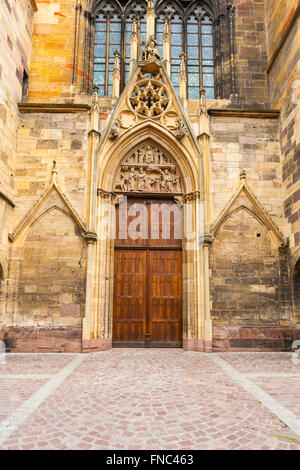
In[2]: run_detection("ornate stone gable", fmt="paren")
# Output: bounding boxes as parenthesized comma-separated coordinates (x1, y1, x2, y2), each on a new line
(114, 143, 182, 193)
(104, 35, 194, 149)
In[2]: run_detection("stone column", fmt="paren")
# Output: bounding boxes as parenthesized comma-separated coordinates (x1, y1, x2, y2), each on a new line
(146, 0, 155, 40)
(96, 190, 116, 348)
(82, 88, 101, 351)
(202, 234, 213, 351)
(182, 190, 213, 352)
(197, 88, 211, 233)
(130, 15, 138, 72)
(163, 16, 171, 76)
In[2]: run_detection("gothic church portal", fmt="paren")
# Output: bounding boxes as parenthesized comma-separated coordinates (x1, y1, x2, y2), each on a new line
(0, 0, 299, 352)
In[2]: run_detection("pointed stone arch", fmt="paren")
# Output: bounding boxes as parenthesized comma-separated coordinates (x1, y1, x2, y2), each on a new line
(98, 120, 202, 195)
(83, 43, 211, 352)
(13, 206, 87, 329)
(9, 181, 87, 247)
(211, 177, 283, 248)
(210, 203, 281, 328)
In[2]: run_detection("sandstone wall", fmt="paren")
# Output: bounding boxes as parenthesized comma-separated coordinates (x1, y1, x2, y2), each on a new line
(0, 0, 35, 328)
(209, 114, 282, 229)
(265, 1, 300, 266)
(230, 0, 269, 107)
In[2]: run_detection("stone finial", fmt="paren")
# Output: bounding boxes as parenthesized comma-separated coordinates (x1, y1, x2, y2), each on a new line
(52, 161, 58, 182)
(130, 16, 138, 73)
(227, 1, 235, 14)
(113, 50, 120, 75)
(146, 0, 154, 12)
(200, 87, 206, 98)
(131, 14, 137, 37)
(113, 51, 121, 98)
(240, 169, 247, 181)
(179, 53, 187, 101)
(163, 15, 170, 39)
(93, 84, 99, 96)
(179, 52, 186, 78)
(92, 84, 99, 112)
(146, 0, 155, 38)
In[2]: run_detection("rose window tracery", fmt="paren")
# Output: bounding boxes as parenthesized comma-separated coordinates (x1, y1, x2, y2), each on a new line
(129, 72, 170, 118)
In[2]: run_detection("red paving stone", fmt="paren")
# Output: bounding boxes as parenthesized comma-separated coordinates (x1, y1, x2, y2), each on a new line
(0, 349, 299, 450)
(0, 378, 48, 424)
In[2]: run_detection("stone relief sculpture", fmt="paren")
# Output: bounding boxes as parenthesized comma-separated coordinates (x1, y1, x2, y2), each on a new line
(140, 35, 161, 63)
(174, 117, 188, 139)
(114, 144, 182, 193)
(109, 117, 122, 139)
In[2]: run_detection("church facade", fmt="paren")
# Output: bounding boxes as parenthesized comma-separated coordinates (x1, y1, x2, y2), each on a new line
(0, 0, 299, 352)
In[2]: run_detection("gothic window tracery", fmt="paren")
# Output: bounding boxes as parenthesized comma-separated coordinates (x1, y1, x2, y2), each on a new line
(93, 0, 216, 97)
(156, 1, 215, 98)
(93, 1, 147, 95)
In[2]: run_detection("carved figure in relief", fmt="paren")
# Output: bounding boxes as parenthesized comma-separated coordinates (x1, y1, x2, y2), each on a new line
(115, 171, 128, 191)
(173, 175, 181, 192)
(174, 117, 188, 139)
(114, 145, 182, 193)
(128, 170, 136, 191)
(161, 169, 173, 192)
(137, 167, 147, 191)
(109, 117, 121, 139)
(145, 168, 156, 191)
(153, 148, 160, 164)
(137, 148, 144, 164)
(145, 145, 154, 164)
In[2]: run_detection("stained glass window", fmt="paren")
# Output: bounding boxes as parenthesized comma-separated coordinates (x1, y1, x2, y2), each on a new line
(186, 13, 214, 99)
(93, 1, 215, 98)
(93, 1, 146, 96)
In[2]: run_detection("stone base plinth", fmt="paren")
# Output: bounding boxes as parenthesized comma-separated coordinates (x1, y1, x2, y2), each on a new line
(183, 338, 213, 352)
(2, 327, 82, 353)
(212, 326, 300, 352)
(82, 338, 112, 352)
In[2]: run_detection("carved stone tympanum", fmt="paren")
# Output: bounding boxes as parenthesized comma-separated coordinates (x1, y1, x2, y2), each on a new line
(114, 144, 182, 193)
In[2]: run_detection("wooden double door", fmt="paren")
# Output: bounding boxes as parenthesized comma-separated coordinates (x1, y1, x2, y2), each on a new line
(113, 197, 182, 348)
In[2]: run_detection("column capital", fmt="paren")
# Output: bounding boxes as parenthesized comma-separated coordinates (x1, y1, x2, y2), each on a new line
(202, 233, 214, 247)
(97, 188, 116, 202)
(183, 191, 201, 202)
(84, 231, 98, 244)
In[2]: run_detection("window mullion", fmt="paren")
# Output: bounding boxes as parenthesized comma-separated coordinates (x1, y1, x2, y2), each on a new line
(199, 19, 203, 90)
(121, 15, 126, 92)
(105, 18, 110, 96)
(183, 19, 187, 97)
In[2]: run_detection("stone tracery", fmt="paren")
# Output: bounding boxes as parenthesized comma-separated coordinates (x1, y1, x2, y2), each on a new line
(129, 71, 170, 118)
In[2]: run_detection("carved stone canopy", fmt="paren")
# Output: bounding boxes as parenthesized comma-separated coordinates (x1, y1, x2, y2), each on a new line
(114, 144, 183, 194)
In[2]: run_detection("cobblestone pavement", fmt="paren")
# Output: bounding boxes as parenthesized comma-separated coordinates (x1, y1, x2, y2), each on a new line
(0, 349, 300, 450)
